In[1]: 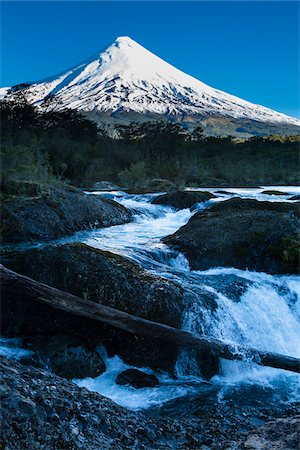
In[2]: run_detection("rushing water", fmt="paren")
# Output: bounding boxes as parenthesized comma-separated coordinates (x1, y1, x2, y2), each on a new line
(1, 187, 300, 410)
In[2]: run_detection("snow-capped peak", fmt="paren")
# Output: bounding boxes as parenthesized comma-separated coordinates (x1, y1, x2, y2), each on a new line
(3, 36, 300, 130)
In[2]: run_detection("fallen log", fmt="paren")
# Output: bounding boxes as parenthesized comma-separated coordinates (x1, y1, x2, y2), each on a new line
(1, 264, 299, 374)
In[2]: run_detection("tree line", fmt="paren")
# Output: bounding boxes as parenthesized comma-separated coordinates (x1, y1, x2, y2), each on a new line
(1, 94, 299, 193)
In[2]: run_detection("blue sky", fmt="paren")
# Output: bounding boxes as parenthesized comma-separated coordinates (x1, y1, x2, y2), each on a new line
(1, 1, 299, 118)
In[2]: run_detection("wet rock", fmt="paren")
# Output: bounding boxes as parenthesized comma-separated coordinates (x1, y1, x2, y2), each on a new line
(289, 195, 300, 201)
(261, 190, 287, 196)
(197, 274, 251, 302)
(128, 178, 176, 194)
(92, 181, 123, 191)
(152, 190, 216, 209)
(1, 355, 297, 450)
(34, 335, 106, 379)
(249, 417, 265, 427)
(4, 243, 184, 328)
(116, 369, 159, 389)
(163, 198, 300, 274)
(2, 243, 186, 373)
(239, 416, 300, 450)
(1, 185, 132, 243)
(0, 356, 160, 450)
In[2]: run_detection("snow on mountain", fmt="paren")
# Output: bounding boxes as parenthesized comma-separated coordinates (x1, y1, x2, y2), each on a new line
(3, 36, 300, 128)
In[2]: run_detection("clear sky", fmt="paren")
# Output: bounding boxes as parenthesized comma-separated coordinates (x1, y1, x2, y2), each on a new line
(1, 1, 299, 118)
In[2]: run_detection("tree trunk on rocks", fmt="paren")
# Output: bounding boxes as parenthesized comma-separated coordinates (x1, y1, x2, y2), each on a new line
(1, 265, 299, 374)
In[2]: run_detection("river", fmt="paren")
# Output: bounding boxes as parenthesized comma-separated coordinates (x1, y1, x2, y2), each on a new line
(1, 186, 300, 411)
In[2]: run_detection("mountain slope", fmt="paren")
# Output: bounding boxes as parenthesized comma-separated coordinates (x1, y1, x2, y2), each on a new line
(2, 37, 300, 135)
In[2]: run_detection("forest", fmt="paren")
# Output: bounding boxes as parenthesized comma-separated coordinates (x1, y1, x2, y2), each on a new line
(1, 95, 299, 193)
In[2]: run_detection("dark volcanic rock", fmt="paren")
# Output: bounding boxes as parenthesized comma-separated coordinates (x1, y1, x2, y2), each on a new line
(93, 181, 123, 191)
(0, 356, 161, 450)
(262, 190, 287, 196)
(1, 186, 132, 243)
(33, 335, 106, 379)
(237, 415, 300, 449)
(128, 178, 176, 194)
(2, 243, 187, 372)
(116, 369, 159, 389)
(1, 357, 298, 450)
(152, 190, 216, 209)
(163, 198, 300, 274)
(4, 243, 184, 327)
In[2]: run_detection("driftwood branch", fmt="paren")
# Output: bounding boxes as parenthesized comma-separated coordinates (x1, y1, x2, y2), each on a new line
(1, 264, 299, 374)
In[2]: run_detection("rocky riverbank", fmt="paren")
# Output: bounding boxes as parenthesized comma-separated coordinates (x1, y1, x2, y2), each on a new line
(1, 357, 299, 450)
(1, 185, 132, 243)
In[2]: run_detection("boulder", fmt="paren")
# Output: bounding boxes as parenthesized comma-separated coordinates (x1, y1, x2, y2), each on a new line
(1, 185, 132, 243)
(128, 178, 176, 194)
(2, 243, 187, 373)
(152, 190, 216, 209)
(33, 335, 106, 379)
(163, 198, 300, 274)
(262, 190, 287, 196)
(3, 243, 184, 327)
(93, 181, 123, 191)
(116, 369, 159, 389)
(289, 195, 300, 201)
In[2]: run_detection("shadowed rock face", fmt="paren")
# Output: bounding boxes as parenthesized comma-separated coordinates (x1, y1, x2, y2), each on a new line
(1, 186, 132, 243)
(2, 243, 190, 374)
(1, 243, 229, 378)
(3, 243, 184, 327)
(152, 190, 216, 209)
(163, 198, 300, 274)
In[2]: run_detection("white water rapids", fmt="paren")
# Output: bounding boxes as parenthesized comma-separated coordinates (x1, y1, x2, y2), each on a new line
(1, 187, 300, 410)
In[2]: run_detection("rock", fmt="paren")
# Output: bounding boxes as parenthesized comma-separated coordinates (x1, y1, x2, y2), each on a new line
(4, 243, 184, 327)
(93, 181, 123, 191)
(0, 356, 160, 449)
(35, 335, 106, 379)
(239, 416, 300, 450)
(1, 185, 132, 243)
(196, 274, 251, 302)
(163, 198, 300, 274)
(128, 178, 176, 194)
(146, 387, 218, 418)
(116, 369, 159, 389)
(152, 190, 216, 209)
(2, 243, 186, 373)
(289, 195, 300, 201)
(1, 356, 297, 449)
(262, 190, 287, 196)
